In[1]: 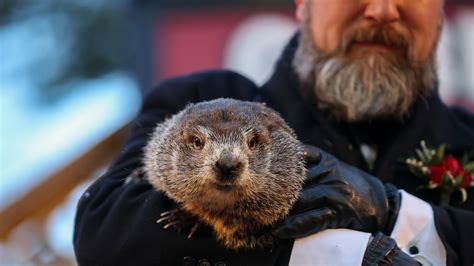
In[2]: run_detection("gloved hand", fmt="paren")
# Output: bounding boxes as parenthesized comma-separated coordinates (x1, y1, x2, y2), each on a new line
(273, 145, 400, 239)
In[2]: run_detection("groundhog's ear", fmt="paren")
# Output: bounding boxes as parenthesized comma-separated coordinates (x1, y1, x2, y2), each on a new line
(258, 104, 283, 120)
(261, 111, 292, 134)
(268, 118, 293, 134)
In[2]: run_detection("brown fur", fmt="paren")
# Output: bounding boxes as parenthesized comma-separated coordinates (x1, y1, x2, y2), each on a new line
(143, 98, 305, 250)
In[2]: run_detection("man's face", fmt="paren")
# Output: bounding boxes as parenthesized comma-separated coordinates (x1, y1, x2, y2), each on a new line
(297, 0, 443, 62)
(293, 0, 443, 122)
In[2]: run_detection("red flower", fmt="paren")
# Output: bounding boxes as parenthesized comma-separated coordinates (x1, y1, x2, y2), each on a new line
(407, 141, 473, 205)
(442, 155, 463, 176)
(429, 155, 464, 185)
(429, 164, 443, 184)
(461, 172, 472, 188)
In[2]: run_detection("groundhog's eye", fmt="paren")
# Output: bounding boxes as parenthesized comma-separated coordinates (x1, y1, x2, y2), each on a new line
(247, 136, 258, 150)
(192, 136, 204, 149)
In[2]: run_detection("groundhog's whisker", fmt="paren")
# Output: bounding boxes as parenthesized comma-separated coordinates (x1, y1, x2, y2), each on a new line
(176, 163, 213, 169)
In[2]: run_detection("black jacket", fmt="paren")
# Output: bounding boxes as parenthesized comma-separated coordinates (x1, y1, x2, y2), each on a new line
(74, 35, 474, 266)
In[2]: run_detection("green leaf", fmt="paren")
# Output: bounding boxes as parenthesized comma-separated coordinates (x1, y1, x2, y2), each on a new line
(421, 141, 433, 163)
(464, 162, 474, 173)
(407, 165, 426, 178)
(454, 174, 464, 187)
(420, 140, 428, 151)
(441, 172, 453, 187)
(432, 144, 445, 165)
(416, 149, 428, 164)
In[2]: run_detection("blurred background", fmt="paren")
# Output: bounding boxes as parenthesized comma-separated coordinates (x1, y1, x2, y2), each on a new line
(0, 0, 473, 264)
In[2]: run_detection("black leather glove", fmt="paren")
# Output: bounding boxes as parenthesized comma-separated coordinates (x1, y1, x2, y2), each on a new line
(363, 233, 420, 266)
(273, 145, 400, 239)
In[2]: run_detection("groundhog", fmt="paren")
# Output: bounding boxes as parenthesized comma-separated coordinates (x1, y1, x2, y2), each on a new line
(142, 98, 306, 250)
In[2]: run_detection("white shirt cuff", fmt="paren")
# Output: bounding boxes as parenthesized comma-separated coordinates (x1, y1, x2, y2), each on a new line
(390, 190, 447, 266)
(289, 229, 371, 266)
(288, 190, 447, 266)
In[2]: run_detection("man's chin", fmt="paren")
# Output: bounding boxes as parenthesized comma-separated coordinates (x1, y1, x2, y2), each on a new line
(294, 28, 436, 123)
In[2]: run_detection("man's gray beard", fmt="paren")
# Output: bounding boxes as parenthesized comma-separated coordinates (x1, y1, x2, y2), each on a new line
(293, 18, 438, 122)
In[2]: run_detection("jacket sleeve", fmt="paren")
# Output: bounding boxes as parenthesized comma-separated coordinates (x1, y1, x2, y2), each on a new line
(389, 190, 447, 265)
(396, 102, 474, 266)
(389, 190, 474, 266)
(430, 105, 474, 266)
(432, 203, 474, 266)
(72, 71, 294, 265)
(391, 185, 474, 266)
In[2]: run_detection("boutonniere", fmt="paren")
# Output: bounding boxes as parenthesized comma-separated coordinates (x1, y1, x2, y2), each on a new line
(404, 141, 474, 206)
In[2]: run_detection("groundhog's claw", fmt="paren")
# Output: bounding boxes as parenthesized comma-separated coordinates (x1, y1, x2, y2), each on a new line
(187, 223, 200, 239)
(157, 208, 202, 238)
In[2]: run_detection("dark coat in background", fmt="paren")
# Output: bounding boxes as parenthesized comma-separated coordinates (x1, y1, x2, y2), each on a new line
(74, 35, 474, 266)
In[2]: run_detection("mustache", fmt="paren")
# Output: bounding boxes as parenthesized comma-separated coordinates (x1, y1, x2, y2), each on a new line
(340, 26, 411, 56)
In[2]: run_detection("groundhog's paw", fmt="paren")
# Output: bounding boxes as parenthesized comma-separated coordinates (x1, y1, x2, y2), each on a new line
(157, 208, 202, 238)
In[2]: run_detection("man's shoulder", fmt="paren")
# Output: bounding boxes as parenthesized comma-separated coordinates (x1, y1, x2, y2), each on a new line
(142, 70, 260, 113)
(432, 100, 474, 137)
(447, 105, 474, 129)
(420, 98, 474, 162)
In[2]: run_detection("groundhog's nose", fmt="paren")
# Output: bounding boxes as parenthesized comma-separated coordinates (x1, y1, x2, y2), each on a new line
(215, 158, 243, 180)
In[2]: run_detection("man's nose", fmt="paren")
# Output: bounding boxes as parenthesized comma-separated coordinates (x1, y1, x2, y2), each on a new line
(364, 0, 401, 24)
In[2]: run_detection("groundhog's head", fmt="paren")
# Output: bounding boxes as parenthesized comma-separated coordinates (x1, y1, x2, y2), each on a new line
(144, 98, 305, 224)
